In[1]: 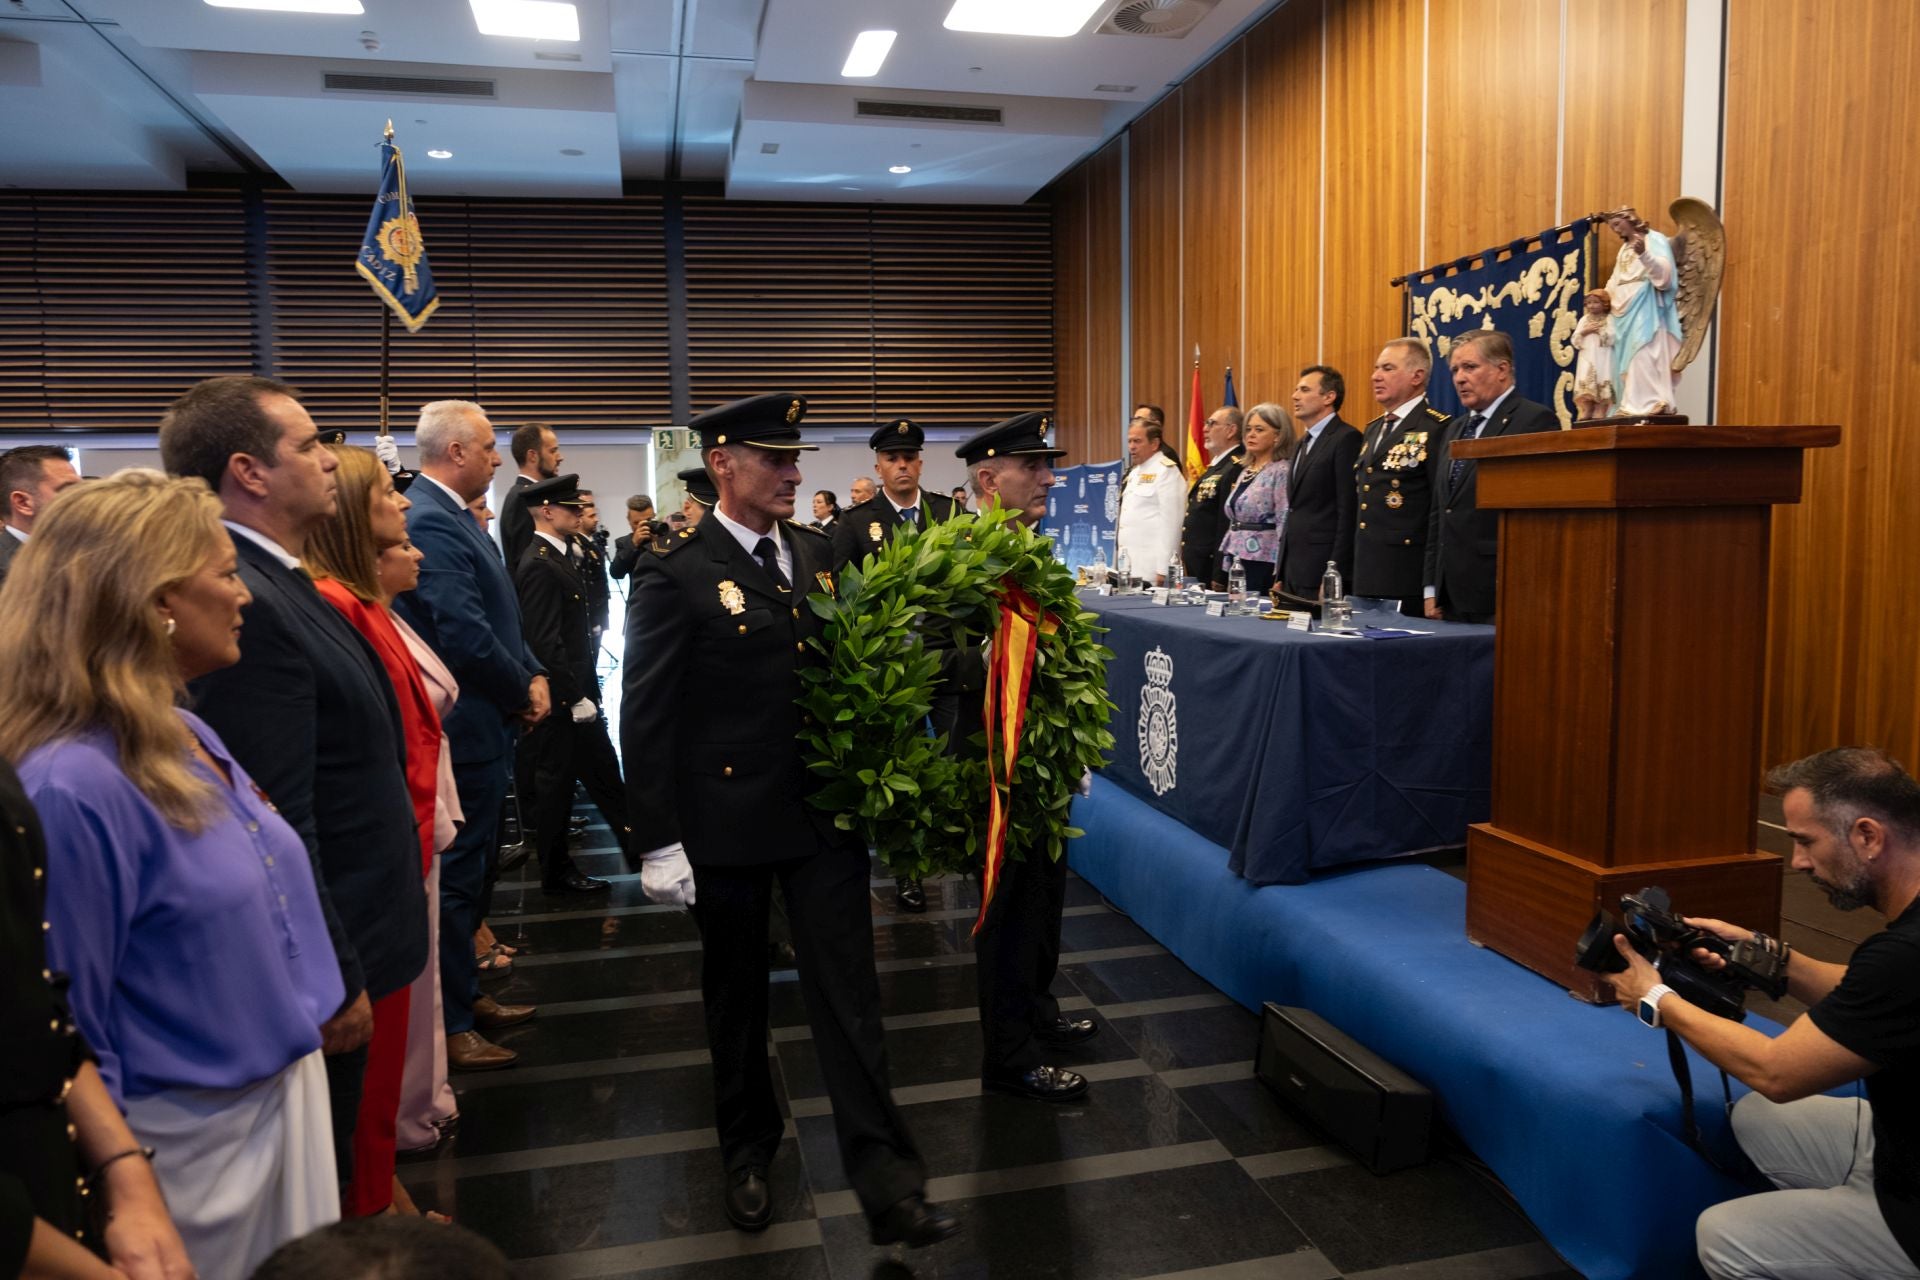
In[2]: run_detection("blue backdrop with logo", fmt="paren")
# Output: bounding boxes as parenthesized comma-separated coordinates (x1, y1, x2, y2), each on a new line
(1403, 220, 1593, 429)
(1041, 460, 1122, 573)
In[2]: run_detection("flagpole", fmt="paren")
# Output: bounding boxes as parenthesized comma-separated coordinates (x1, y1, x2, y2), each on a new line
(378, 119, 395, 439)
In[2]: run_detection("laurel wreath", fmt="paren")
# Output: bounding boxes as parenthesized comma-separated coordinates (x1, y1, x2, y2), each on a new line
(799, 507, 1117, 880)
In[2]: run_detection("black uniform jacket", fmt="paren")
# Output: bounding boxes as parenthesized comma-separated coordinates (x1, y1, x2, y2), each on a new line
(1351, 399, 1451, 599)
(517, 536, 598, 709)
(830, 490, 964, 570)
(1180, 445, 1245, 580)
(622, 518, 850, 866)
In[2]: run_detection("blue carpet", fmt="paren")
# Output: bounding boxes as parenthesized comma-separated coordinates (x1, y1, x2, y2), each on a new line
(1069, 780, 1764, 1280)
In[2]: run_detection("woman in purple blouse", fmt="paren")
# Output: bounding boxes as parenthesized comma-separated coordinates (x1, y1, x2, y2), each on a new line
(0, 470, 346, 1278)
(1215, 402, 1291, 594)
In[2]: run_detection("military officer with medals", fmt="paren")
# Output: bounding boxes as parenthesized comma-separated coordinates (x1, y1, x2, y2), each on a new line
(831, 417, 964, 915)
(1352, 338, 1450, 615)
(1180, 406, 1246, 587)
(622, 394, 957, 1249)
(514, 474, 632, 892)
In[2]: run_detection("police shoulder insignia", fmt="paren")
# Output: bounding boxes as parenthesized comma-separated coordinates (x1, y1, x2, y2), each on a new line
(1425, 404, 1450, 421)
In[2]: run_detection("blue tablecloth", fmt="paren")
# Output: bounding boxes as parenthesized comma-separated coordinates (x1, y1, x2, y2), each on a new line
(1084, 592, 1496, 883)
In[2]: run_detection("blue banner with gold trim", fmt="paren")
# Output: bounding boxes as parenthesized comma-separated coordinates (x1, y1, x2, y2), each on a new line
(356, 130, 438, 332)
(1401, 220, 1592, 428)
(1041, 460, 1121, 574)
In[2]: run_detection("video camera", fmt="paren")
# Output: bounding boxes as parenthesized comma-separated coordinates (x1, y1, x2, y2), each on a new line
(1574, 886, 1789, 1021)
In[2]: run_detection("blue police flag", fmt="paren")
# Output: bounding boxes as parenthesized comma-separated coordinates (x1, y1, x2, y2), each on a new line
(355, 124, 438, 333)
(1223, 366, 1238, 409)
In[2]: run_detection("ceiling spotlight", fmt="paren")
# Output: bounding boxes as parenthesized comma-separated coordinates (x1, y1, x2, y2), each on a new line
(841, 29, 897, 78)
(204, 0, 366, 12)
(427, 149, 453, 159)
(470, 0, 579, 41)
(889, 165, 912, 174)
(944, 0, 1104, 37)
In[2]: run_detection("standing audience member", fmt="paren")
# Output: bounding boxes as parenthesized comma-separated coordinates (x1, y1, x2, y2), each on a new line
(1114, 419, 1185, 585)
(811, 490, 841, 532)
(611, 494, 656, 580)
(1277, 365, 1361, 600)
(1, 469, 340, 1276)
(301, 447, 435, 1218)
(466, 493, 494, 532)
(572, 489, 612, 643)
(392, 400, 547, 1073)
(950, 486, 970, 513)
(498, 422, 562, 572)
(679, 466, 718, 526)
(1216, 404, 1289, 595)
(847, 476, 876, 507)
(158, 377, 425, 1201)
(1181, 407, 1246, 585)
(0, 445, 82, 586)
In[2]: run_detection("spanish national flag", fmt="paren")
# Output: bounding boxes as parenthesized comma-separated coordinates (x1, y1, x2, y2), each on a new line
(1183, 352, 1207, 481)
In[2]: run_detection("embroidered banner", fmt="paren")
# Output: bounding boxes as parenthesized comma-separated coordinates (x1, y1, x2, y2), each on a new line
(1040, 460, 1120, 575)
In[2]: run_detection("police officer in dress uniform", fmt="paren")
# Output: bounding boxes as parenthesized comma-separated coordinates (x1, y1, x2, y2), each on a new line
(571, 490, 613, 642)
(954, 413, 1099, 1103)
(676, 465, 716, 530)
(515, 475, 632, 893)
(622, 394, 957, 1248)
(1352, 339, 1450, 616)
(832, 417, 965, 915)
(1180, 407, 1246, 587)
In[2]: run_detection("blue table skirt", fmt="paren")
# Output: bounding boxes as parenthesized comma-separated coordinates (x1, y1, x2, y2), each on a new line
(1083, 593, 1496, 883)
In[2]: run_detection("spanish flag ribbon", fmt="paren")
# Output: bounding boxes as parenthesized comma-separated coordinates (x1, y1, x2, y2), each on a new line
(973, 583, 1058, 937)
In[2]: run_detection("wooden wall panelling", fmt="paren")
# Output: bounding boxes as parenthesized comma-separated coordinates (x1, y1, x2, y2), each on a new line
(1180, 43, 1246, 424)
(1422, 0, 1560, 266)
(1322, 0, 1426, 402)
(1242, 0, 1324, 412)
(1721, 1, 1920, 770)
(1561, 0, 1686, 234)
(1085, 140, 1125, 464)
(1051, 162, 1093, 463)
(1128, 92, 1185, 425)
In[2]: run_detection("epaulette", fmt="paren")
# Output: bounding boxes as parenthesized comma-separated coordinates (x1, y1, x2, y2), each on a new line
(535, 544, 550, 557)
(650, 528, 695, 557)
(785, 519, 829, 541)
(1424, 404, 1450, 421)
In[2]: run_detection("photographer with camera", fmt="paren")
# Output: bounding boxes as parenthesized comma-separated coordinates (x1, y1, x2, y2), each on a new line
(1604, 748, 1920, 1279)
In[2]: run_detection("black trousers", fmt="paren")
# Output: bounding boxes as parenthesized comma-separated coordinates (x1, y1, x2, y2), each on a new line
(973, 850, 1069, 1074)
(520, 712, 632, 881)
(689, 845, 924, 1217)
(322, 1044, 368, 1196)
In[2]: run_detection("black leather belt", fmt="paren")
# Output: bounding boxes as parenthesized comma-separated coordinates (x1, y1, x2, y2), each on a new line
(1228, 521, 1275, 532)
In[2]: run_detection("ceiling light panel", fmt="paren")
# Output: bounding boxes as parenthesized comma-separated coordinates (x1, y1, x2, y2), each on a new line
(204, 0, 366, 12)
(942, 0, 1106, 38)
(470, 0, 580, 41)
(841, 30, 897, 78)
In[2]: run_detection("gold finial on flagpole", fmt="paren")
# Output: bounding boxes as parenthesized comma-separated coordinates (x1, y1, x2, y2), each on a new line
(1192, 343, 1200, 367)
(384, 119, 395, 142)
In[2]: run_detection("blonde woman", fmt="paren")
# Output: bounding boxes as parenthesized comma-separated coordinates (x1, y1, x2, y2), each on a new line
(0, 469, 341, 1277)
(1214, 402, 1291, 594)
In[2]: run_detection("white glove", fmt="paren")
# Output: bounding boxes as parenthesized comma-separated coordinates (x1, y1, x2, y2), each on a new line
(1073, 768, 1093, 798)
(373, 434, 402, 473)
(570, 698, 597, 724)
(640, 843, 696, 906)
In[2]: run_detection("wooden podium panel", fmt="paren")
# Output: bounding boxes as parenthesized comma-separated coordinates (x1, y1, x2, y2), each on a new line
(1451, 423, 1839, 998)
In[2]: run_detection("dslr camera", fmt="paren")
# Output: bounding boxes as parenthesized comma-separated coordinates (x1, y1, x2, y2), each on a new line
(1574, 886, 1788, 1021)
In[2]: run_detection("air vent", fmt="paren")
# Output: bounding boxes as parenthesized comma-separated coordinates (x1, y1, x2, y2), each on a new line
(533, 50, 582, 62)
(323, 72, 496, 98)
(856, 99, 1003, 125)
(1094, 83, 1138, 93)
(760, 142, 780, 154)
(1096, 0, 1218, 38)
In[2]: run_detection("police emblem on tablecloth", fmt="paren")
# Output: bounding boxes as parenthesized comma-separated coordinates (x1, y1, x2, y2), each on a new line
(1137, 646, 1178, 796)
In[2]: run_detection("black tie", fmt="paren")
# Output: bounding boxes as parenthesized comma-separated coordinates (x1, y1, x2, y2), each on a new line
(901, 506, 918, 528)
(753, 536, 790, 591)
(1373, 414, 1398, 461)
(1449, 414, 1487, 491)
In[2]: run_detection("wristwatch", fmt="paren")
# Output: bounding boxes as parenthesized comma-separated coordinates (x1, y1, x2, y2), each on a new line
(1637, 983, 1674, 1029)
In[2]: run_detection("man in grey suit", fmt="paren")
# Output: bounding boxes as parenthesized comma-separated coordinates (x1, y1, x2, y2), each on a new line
(0, 445, 81, 586)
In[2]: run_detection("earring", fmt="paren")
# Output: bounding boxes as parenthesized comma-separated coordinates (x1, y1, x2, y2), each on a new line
(164, 617, 177, 637)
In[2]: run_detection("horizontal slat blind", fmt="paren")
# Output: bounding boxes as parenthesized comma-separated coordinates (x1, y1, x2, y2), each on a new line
(0, 193, 254, 431)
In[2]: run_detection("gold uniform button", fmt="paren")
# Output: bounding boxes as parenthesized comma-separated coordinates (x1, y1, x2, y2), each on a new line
(66, 1123, 76, 1140)
(791, 608, 800, 619)
(1363, 484, 1371, 492)
(1359, 522, 1367, 530)
(795, 642, 804, 652)
(1359, 503, 1368, 511)
(722, 766, 734, 778)
(33, 866, 43, 881)
(737, 624, 747, 635)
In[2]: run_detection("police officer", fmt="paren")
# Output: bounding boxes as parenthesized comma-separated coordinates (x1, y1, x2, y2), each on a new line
(570, 488, 613, 642)
(677, 465, 716, 529)
(1352, 339, 1451, 615)
(515, 474, 631, 893)
(622, 394, 956, 1248)
(955, 412, 1098, 1102)
(832, 417, 964, 914)
(1180, 406, 1246, 586)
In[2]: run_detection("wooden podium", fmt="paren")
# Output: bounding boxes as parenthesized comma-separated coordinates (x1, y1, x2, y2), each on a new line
(1450, 423, 1840, 1001)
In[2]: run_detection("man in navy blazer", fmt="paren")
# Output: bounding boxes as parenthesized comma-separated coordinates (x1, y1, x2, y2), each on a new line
(395, 399, 549, 1071)
(159, 375, 427, 1182)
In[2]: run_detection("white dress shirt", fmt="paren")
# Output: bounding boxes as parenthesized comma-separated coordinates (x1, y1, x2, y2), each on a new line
(222, 520, 301, 572)
(711, 503, 792, 584)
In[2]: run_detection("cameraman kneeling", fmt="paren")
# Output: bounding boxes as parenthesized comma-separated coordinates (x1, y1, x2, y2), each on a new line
(1608, 748, 1920, 1280)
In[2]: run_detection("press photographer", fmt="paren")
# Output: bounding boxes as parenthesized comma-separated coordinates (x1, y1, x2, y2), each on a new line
(1603, 748, 1920, 1280)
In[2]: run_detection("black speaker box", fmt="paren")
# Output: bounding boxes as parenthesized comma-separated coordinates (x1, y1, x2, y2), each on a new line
(1253, 1002, 1433, 1174)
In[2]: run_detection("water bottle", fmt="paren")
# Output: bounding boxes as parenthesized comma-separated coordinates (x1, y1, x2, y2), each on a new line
(1226, 555, 1246, 614)
(1092, 545, 1108, 585)
(1166, 555, 1184, 604)
(1115, 547, 1132, 593)
(1321, 560, 1348, 629)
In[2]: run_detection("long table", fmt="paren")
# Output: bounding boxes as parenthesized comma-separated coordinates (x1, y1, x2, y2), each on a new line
(1082, 592, 1496, 883)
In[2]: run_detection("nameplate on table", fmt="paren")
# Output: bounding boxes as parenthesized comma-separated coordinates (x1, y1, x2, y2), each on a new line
(1097, 582, 1115, 597)
(1152, 587, 1173, 605)
(1205, 600, 1227, 617)
(1287, 612, 1312, 632)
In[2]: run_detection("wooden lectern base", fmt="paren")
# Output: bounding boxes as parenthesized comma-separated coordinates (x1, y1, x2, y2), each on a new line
(1465, 824, 1783, 1003)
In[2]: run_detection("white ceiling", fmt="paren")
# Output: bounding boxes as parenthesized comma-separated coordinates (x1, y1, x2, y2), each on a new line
(0, 0, 1279, 202)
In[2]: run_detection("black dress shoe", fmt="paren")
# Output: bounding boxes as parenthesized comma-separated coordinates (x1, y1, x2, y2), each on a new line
(542, 868, 610, 894)
(982, 1063, 1088, 1102)
(869, 1193, 960, 1248)
(895, 877, 927, 913)
(495, 841, 529, 874)
(1036, 1015, 1099, 1047)
(768, 938, 798, 970)
(723, 1166, 771, 1233)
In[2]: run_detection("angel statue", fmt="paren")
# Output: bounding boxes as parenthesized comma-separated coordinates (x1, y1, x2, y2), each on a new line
(1597, 200, 1725, 421)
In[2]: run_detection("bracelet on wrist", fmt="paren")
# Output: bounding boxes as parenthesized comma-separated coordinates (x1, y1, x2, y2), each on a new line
(87, 1145, 155, 1189)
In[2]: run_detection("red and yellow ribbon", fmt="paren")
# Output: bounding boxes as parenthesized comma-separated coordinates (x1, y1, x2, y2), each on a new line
(973, 584, 1058, 936)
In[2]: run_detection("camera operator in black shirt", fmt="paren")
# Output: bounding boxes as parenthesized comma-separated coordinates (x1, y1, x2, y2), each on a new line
(1605, 747, 1920, 1279)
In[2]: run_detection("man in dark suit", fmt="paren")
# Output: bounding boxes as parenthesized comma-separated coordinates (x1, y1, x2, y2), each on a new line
(1277, 365, 1363, 599)
(623, 394, 956, 1249)
(610, 494, 656, 582)
(158, 375, 427, 1180)
(396, 399, 548, 1071)
(0, 445, 80, 587)
(1423, 330, 1559, 624)
(1180, 406, 1245, 586)
(498, 421, 562, 572)
(1353, 339, 1452, 614)
(516, 474, 629, 893)
(831, 418, 965, 914)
